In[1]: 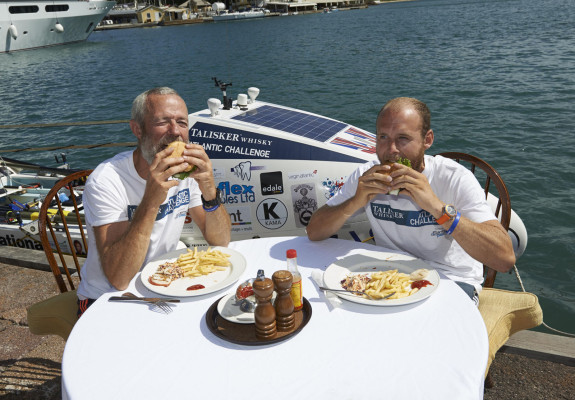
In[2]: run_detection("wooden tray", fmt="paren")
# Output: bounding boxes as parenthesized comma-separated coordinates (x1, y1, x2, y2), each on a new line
(205, 297, 312, 346)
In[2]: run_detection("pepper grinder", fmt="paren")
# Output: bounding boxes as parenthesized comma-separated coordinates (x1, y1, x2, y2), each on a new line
(272, 270, 295, 332)
(253, 270, 277, 340)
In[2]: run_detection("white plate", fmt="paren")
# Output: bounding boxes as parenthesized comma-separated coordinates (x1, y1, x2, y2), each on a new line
(217, 291, 278, 324)
(141, 247, 246, 297)
(217, 293, 256, 324)
(323, 251, 439, 306)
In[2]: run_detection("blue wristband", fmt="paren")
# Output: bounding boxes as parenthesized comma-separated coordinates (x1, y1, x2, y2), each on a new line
(203, 204, 220, 212)
(446, 211, 461, 235)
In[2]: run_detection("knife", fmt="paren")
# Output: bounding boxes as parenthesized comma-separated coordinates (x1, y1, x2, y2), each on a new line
(108, 296, 180, 303)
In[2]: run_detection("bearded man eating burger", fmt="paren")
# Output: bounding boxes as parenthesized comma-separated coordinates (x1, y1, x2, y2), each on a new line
(76, 87, 230, 316)
(306, 97, 515, 302)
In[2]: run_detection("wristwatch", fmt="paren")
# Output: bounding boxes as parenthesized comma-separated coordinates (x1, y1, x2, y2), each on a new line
(201, 188, 224, 211)
(436, 204, 457, 225)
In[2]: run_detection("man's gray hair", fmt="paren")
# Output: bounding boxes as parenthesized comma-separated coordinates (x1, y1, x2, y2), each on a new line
(131, 87, 180, 127)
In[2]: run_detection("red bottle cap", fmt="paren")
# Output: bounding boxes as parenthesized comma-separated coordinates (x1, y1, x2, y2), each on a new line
(286, 249, 297, 259)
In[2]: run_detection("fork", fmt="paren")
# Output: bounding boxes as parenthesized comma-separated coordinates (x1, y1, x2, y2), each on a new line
(318, 287, 396, 301)
(121, 292, 173, 314)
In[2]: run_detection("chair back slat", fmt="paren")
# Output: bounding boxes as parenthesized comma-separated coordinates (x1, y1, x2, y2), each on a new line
(38, 170, 93, 293)
(484, 176, 492, 196)
(437, 153, 511, 288)
(46, 220, 69, 292)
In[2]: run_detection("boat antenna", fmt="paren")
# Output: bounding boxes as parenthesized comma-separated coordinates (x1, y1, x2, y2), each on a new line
(212, 77, 233, 110)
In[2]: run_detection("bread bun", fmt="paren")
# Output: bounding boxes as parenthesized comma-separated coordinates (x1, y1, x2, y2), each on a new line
(381, 160, 395, 172)
(167, 141, 197, 179)
(380, 161, 398, 195)
(167, 141, 192, 172)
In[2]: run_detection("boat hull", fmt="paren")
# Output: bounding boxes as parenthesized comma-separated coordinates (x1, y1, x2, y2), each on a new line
(212, 10, 266, 21)
(181, 97, 376, 246)
(1, 0, 115, 52)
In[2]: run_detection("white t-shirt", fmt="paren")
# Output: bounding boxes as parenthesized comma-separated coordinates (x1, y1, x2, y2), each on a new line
(77, 151, 202, 299)
(327, 155, 496, 290)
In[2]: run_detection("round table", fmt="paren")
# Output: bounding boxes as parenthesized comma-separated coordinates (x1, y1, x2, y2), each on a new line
(62, 236, 488, 400)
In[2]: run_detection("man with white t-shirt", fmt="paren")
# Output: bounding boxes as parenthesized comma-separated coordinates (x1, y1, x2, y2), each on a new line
(76, 87, 231, 315)
(306, 97, 515, 300)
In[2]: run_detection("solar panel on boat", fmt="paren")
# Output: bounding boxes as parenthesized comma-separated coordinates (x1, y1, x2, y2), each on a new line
(232, 105, 347, 141)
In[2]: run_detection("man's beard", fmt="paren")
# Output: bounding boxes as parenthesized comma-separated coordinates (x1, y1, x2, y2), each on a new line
(410, 145, 426, 172)
(139, 130, 181, 164)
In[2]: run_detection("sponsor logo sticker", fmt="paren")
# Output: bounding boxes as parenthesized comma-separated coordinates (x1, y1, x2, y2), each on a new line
(256, 198, 288, 230)
(291, 183, 318, 227)
(260, 171, 284, 196)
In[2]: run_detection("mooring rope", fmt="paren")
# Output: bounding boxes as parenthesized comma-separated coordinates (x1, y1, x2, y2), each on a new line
(0, 119, 135, 153)
(1, 142, 138, 153)
(512, 265, 575, 338)
(0, 119, 130, 129)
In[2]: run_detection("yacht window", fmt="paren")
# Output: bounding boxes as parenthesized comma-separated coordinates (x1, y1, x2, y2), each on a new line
(46, 5, 69, 12)
(9, 5, 40, 14)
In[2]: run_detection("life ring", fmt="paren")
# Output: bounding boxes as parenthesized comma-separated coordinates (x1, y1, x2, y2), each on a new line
(486, 193, 528, 258)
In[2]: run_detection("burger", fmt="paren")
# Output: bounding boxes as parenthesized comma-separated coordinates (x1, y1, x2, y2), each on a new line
(382, 157, 411, 195)
(167, 141, 197, 179)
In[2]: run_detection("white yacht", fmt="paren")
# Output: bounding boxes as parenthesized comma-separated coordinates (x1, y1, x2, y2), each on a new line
(212, 7, 268, 22)
(1, 0, 115, 53)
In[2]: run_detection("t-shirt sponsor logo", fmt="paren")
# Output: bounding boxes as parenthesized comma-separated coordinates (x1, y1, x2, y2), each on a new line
(370, 203, 436, 227)
(128, 189, 190, 221)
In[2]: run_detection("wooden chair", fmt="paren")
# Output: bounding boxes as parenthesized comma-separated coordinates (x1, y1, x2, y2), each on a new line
(27, 170, 92, 341)
(438, 152, 543, 387)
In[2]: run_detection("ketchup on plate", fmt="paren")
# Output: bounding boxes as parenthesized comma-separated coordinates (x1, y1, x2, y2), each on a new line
(411, 280, 432, 290)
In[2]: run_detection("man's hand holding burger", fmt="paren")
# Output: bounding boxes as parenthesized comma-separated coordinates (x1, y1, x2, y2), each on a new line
(355, 157, 413, 206)
(165, 140, 218, 200)
(386, 160, 443, 216)
(167, 141, 197, 180)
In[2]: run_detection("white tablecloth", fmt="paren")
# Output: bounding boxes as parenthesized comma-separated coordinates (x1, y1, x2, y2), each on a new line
(62, 236, 488, 400)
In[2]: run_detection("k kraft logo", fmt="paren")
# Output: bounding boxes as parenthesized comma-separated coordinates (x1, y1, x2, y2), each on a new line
(260, 171, 283, 196)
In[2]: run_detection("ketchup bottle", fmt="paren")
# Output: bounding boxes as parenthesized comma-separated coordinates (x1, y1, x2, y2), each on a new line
(286, 249, 303, 311)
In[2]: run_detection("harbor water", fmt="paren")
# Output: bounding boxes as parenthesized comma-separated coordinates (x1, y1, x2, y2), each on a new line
(1, 0, 574, 334)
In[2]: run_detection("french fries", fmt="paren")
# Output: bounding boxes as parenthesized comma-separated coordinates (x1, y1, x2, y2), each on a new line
(150, 247, 232, 287)
(175, 247, 232, 277)
(364, 269, 419, 300)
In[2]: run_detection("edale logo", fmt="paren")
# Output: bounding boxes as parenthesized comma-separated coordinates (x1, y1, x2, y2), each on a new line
(260, 171, 283, 196)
